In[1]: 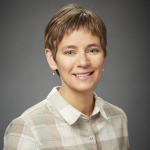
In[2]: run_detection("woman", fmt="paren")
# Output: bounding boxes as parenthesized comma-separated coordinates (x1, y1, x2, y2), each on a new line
(4, 4, 129, 150)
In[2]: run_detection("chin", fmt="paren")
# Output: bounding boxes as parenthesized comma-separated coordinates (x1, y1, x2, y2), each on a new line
(72, 84, 95, 92)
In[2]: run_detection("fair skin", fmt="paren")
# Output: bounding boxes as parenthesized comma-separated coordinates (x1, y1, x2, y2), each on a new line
(45, 29, 106, 117)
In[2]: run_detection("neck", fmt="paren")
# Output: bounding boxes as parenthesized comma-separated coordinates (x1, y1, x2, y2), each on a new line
(59, 86, 95, 117)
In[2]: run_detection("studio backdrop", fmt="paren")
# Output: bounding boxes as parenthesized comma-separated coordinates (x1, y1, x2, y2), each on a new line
(0, 0, 150, 149)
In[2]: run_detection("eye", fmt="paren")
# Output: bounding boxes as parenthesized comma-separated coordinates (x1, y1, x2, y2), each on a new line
(89, 49, 99, 53)
(65, 51, 75, 55)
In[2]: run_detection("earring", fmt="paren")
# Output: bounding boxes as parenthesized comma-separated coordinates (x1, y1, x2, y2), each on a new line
(103, 68, 104, 72)
(53, 70, 56, 75)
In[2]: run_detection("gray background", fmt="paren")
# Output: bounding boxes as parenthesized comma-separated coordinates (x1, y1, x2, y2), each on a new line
(0, 0, 150, 149)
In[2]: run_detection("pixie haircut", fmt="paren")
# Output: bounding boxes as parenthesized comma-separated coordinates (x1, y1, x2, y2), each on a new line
(45, 4, 107, 75)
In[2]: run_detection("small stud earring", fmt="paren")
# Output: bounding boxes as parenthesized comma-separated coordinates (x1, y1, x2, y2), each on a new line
(103, 69, 104, 72)
(53, 70, 56, 75)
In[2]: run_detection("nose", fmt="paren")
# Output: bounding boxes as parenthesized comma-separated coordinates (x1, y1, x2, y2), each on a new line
(76, 52, 90, 67)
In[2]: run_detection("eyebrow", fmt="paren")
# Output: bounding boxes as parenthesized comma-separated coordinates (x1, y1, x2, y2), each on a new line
(86, 43, 101, 49)
(62, 43, 101, 50)
(62, 45, 77, 50)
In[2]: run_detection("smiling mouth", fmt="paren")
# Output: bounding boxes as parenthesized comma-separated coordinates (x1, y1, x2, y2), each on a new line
(73, 71, 94, 77)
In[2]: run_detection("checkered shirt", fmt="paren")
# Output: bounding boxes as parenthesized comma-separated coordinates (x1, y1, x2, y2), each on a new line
(4, 86, 129, 150)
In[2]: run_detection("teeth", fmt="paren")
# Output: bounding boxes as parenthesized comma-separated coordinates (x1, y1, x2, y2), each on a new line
(76, 72, 91, 77)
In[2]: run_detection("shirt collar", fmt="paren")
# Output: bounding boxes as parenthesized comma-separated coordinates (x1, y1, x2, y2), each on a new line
(92, 92, 108, 120)
(46, 86, 108, 125)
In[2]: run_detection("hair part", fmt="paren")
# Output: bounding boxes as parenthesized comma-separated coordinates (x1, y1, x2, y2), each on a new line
(45, 4, 107, 76)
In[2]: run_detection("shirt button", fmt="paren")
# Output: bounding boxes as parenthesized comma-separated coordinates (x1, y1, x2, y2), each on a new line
(89, 136, 93, 140)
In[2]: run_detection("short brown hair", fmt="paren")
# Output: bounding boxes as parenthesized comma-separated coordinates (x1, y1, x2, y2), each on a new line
(45, 4, 107, 75)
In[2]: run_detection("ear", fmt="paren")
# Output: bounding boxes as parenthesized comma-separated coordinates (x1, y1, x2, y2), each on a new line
(45, 48, 57, 70)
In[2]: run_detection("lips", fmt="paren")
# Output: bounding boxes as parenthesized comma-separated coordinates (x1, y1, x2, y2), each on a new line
(73, 71, 94, 77)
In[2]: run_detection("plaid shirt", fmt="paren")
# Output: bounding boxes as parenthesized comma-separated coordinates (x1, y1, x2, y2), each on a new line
(4, 86, 129, 150)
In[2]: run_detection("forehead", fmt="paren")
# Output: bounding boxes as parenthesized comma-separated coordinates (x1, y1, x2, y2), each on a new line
(58, 29, 100, 48)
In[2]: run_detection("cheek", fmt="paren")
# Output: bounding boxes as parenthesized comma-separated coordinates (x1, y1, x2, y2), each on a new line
(57, 58, 74, 73)
(92, 56, 105, 69)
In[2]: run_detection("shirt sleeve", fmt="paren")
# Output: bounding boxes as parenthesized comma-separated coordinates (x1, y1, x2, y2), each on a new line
(3, 117, 40, 150)
(125, 114, 130, 150)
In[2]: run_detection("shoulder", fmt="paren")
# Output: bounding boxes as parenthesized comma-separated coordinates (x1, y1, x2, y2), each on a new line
(7, 99, 53, 128)
(96, 97, 130, 149)
(4, 99, 53, 147)
(19, 99, 54, 126)
(98, 97, 128, 120)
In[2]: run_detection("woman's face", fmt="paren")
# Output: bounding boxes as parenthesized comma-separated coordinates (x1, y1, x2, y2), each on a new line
(52, 29, 105, 92)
